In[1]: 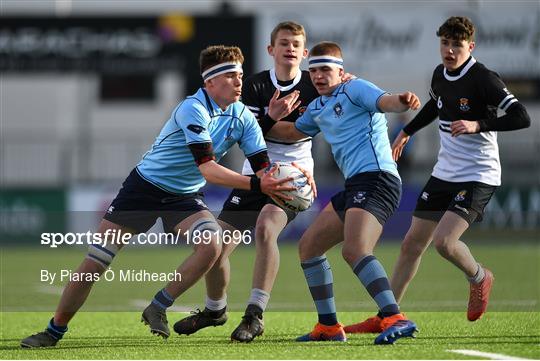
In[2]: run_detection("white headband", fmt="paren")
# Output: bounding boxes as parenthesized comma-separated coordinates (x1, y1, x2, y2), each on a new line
(308, 55, 344, 69)
(202, 62, 243, 81)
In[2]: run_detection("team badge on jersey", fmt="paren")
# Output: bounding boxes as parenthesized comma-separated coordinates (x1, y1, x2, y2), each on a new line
(459, 98, 470, 112)
(298, 106, 307, 116)
(333, 103, 344, 118)
(455, 190, 467, 202)
(353, 191, 366, 204)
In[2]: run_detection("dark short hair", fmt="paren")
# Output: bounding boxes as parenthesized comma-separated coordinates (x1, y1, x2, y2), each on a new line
(437, 16, 475, 42)
(199, 45, 244, 74)
(309, 41, 342, 58)
(270, 21, 306, 46)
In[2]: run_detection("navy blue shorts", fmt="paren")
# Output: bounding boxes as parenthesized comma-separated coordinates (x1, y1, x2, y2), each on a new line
(103, 168, 209, 234)
(414, 176, 497, 224)
(331, 171, 402, 226)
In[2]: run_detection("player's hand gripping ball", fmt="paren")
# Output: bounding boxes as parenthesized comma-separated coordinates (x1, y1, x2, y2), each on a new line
(268, 162, 314, 212)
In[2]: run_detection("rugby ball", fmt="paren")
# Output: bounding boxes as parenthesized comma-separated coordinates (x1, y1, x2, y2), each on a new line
(268, 163, 314, 212)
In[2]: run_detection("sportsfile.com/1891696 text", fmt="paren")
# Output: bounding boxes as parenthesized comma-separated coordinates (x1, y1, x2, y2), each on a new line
(40, 229, 253, 248)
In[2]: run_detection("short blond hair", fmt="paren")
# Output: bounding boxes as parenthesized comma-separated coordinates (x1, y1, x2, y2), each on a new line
(270, 21, 306, 46)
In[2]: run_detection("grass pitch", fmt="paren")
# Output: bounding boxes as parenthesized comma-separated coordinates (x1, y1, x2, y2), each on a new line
(1, 241, 539, 359)
(2, 311, 539, 359)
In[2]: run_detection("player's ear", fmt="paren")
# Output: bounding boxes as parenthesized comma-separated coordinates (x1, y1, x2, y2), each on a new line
(469, 41, 475, 52)
(338, 68, 345, 77)
(204, 78, 214, 89)
(267, 45, 274, 56)
(302, 48, 308, 58)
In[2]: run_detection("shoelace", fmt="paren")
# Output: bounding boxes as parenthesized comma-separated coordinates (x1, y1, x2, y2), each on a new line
(240, 313, 261, 330)
(190, 308, 203, 316)
(469, 282, 484, 306)
(473, 285, 484, 303)
(188, 308, 207, 323)
(241, 314, 255, 323)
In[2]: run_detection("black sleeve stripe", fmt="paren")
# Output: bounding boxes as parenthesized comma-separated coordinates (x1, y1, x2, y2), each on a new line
(244, 148, 268, 158)
(188, 142, 216, 165)
(247, 151, 270, 172)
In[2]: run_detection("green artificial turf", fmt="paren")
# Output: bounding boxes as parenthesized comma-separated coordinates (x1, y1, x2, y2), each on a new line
(1, 311, 539, 359)
(1, 241, 538, 359)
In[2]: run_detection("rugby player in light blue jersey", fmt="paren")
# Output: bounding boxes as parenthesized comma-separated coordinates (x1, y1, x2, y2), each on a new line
(20, 45, 308, 348)
(266, 41, 420, 345)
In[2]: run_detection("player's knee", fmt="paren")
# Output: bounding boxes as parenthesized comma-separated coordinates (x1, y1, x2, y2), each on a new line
(255, 222, 278, 246)
(86, 242, 120, 270)
(341, 245, 367, 266)
(400, 236, 427, 258)
(434, 236, 454, 258)
(190, 217, 223, 263)
(199, 241, 222, 264)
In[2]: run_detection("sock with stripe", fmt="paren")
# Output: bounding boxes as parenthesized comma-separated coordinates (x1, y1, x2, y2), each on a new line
(352, 255, 400, 318)
(46, 318, 67, 340)
(152, 288, 174, 310)
(301, 255, 338, 326)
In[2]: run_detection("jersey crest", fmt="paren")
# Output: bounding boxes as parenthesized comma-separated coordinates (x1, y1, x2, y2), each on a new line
(459, 98, 470, 112)
(455, 190, 467, 202)
(333, 102, 344, 118)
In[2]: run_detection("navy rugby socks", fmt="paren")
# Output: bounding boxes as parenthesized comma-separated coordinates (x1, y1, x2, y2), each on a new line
(352, 255, 400, 317)
(46, 318, 67, 340)
(301, 255, 338, 326)
(152, 288, 174, 310)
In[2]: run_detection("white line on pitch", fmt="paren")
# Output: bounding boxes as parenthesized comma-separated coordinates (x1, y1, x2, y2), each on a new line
(130, 299, 191, 313)
(448, 349, 533, 360)
(35, 284, 64, 295)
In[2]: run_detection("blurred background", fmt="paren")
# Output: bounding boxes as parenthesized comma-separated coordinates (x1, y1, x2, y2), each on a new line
(0, 1, 538, 312)
(1, 0, 538, 239)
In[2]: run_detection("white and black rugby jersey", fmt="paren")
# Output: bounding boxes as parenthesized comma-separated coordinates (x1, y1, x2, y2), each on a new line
(428, 56, 520, 186)
(240, 69, 320, 175)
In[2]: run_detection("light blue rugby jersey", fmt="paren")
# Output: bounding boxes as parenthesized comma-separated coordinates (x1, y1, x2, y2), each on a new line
(137, 88, 267, 194)
(295, 79, 400, 181)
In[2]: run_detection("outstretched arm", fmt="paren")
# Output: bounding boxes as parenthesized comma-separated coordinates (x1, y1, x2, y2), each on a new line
(392, 98, 439, 161)
(378, 92, 421, 113)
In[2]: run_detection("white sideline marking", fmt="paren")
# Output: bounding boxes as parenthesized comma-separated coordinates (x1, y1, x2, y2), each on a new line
(449, 349, 533, 360)
(35, 284, 64, 295)
(30, 286, 539, 310)
(130, 299, 191, 313)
